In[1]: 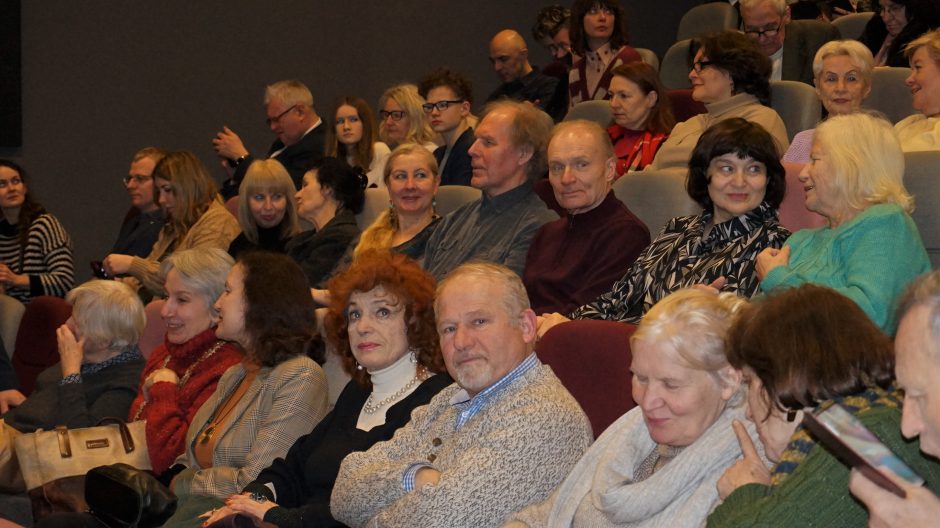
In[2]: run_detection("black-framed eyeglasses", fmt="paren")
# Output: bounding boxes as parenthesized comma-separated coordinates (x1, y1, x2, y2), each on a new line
(266, 104, 298, 126)
(379, 110, 406, 121)
(422, 100, 464, 113)
(743, 24, 781, 38)
(122, 175, 152, 186)
(692, 60, 715, 73)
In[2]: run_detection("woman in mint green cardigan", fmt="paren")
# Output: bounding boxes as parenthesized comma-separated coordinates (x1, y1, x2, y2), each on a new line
(756, 112, 929, 334)
(708, 285, 940, 528)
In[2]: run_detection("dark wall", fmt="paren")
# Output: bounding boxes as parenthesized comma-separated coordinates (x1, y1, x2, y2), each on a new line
(3, 0, 699, 280)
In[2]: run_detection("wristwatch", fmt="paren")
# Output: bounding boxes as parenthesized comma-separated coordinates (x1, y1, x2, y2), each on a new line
(249, 491, 267, 503)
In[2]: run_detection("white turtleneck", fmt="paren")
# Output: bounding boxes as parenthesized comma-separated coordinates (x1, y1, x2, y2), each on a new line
(356, 352, 419, 431)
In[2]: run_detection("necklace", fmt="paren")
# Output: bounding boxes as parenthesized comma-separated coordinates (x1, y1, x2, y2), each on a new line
(132, 341, 225, 421)
(362, 366, 428, 414)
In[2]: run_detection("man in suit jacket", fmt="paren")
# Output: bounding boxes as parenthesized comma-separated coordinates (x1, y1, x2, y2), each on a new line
(213, 80, 326, 198)
(740, 0, 840, 85)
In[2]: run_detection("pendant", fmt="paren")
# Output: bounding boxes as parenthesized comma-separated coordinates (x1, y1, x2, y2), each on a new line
(200, 424, 215, 444)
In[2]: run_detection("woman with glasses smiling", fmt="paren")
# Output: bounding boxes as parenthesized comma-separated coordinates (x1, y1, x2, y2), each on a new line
(376, 84, 438, 151)
(568, 0, 643, 108)
(859, 0, 940, 67)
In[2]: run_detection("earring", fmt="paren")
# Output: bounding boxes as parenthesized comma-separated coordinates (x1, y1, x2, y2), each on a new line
(432, 198, 437, 210)
(356, 363, 364, 371)
(388, 200, 394, 211)
(408, 348, 418, 364)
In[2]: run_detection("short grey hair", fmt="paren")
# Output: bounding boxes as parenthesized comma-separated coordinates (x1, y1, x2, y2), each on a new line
(897, 271, 940, 359)
(740, 0, 787, 16)
(435, 261, 530, 326)
(550, 120, 615, 160)
(812, 39, 874, 83)
(160, 248, 235, 317)
(66, 280, 145, 352)
(264, 80, 314, 109)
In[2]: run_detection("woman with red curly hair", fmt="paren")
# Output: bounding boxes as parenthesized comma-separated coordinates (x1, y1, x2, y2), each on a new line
(201, 250, 450, 527)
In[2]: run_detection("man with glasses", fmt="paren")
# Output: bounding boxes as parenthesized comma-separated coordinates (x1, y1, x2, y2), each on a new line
(213, 80, 325, 197)
(485, 30, 560, 119)
(741, 0, 840, 84)
(418, 68, 475, 186)
(110, 147, 166, 258)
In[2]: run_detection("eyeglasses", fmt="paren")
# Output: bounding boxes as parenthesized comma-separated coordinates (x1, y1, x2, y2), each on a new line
(549, 43, 571, 55)
(422, 100, 464, 113)
(379, 110, 406, 121)
(743, 24, 781, 38)
(0, 177, 22, 189)
(266, 104, 298, 126)
(122, 175, 152, 186)
(692, 60, 715, 72)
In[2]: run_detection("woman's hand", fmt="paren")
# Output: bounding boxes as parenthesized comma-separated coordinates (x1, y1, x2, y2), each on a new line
(142, 368, 180, 401)
(849, 467, 940, 528)
(199, 503, 236, 526)
(0, 263, 28, 289)
(0, 389, 26, 413)
(536, 313, 570, 339)
(57, 324, 86, 378)
(717, 420, 772, 499)
(226, 492, 278, 524)
(692, 276, 727, 294)
(103, 254, 134, 276)
(755, 246, 791, 280)
(310, 288, 331, 306)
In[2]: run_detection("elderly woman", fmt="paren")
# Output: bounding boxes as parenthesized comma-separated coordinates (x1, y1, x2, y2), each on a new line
(227, 159, 300, 258)
(707, 285, 940, 527)
(538, 118, 789, 336)
(757, 112, 929, 333)
(199, 250, 451, 527)
(286, 157, 366, 288)
(859, 0, 939, 67)
(105, 151, 241, 296)
(567, 0, 642, 107)
(127, 248, 241, 475)
(607, 62, 676, 174)
(783, 40, 875, 163)
(0, 160, 73, 304)
(647, 30, 789, 172)
(895, 28, 940, 151)
(377, 84, 438, 151)
(508, 289, 756, 527)
(328, 96, 392, 188)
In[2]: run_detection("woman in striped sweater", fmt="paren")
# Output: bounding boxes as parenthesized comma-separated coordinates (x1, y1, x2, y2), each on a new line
(0, 160, 74, 304)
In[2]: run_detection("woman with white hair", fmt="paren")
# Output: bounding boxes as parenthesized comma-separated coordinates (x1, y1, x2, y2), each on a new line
(783, 40, 875, 163)
(758, 112, 930, 333)
(507, 289, 760, 528)
(227, 159, 300, 258)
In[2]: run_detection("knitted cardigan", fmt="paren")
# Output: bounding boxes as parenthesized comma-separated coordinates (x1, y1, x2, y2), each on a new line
(0, 213, 74, 303)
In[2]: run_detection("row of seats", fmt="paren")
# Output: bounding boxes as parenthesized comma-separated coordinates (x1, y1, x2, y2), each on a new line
(675, 3, 874, 42)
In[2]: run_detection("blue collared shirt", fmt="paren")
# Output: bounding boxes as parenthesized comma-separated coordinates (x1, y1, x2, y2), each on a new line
(58, 346, 143, 385)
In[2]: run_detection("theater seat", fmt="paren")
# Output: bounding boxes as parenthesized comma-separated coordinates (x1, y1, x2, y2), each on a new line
(667, 89, 707, 123)
(779, 162, 827, 232)
(536, 319, 637, 438)
(224, 195, 239, 218)
(868, 67, 915, 124)
(612, 169, 701, 235)
(635, 47, 660, 71)
(677, 3, 739, 41)
(832, 12, 873, 41)
(12, 296, 72, 395)
(434, 185, 482, 216)
(904, 150, 940, 268)
(770, 80, 821, 142)
(564, 100, 612, 127)
(0, 294, 25, 359)
(660, 39, 693, 90)
(138, 299, 166, 359)
(356, 187, 391, 229)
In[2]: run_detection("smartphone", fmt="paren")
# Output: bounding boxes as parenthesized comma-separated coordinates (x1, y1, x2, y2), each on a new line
(803, 403, 923, 498)
(89, 260, 110, 280)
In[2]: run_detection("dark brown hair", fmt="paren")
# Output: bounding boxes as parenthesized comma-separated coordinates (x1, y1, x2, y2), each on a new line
(727, 284, 894, 418)
(690, 30, 773, 105)
(569, 0, 629, 56)
(417, 67, 473, 104)
(324, 250, 445, 387)
(0, 160, 46, 254)
(610, 62, 676, 135)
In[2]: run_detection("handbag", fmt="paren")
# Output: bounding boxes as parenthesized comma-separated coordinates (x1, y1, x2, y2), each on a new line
(85, 463, 177, 528)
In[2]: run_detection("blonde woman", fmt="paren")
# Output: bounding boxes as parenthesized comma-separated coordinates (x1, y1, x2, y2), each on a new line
(377, 84, 438, 151)
(228, 159, 300, 258)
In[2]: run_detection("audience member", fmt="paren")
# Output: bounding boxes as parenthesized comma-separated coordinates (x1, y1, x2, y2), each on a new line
(111, 147, 166, 258)
(0, 160, 74, 304)
(508, 289, 756, 527)
(895, 28, 940, 151)
(647, 31, 789, 172)
(757, 112, 929, 333)
(422, 100, 557, 280)
(783, 40, 874, 163)
(568, 0, 642, 107)
(104, 151, 240, 297)
(859, 0, 940, 67)
(328, 96, 391, 188)
(849, 270, 940, 526)
(127, 249, 241, 475)
(538, 118, 789, 335)
(607, 62, 676, 174)
(740, 0, 841, 84)
(227, 159, 300, 258)
(523, 120, 649, 314)
(214, 80, 326, 197)
(708, 284, 940, 527)
(418, 68, 475, 186)
(486, 30, 560, 115)
(330, 262, 592, 527)
(200, 250, 451, 528)
(532, 5, 575, 65)
(285, 157, 365, 287)
(377, 84, 437, 151)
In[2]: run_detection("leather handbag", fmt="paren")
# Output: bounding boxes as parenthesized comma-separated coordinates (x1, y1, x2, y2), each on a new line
(85, 463, 177, 528)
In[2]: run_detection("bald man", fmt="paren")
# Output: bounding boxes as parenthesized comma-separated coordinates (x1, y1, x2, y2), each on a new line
(485, 29, 560, 116)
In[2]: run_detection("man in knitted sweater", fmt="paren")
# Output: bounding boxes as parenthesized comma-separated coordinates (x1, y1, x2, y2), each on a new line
(330, 262, 593, 527)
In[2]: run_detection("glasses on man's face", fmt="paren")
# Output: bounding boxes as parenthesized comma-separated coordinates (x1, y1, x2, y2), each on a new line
(744, 24, 781, 39)
(0, 177, 22, 189)
(266, 104, 298, 126)
(422, 100, 463, 113)
(123, 175, 151, 186)
(692, 59, 715, 73)
(379, 110, 406, 121)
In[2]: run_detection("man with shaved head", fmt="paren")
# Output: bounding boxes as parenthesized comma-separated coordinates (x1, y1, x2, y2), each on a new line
(485, 29, 560, 115)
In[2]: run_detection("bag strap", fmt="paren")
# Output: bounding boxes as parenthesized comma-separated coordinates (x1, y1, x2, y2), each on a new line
(95, 417, 135, 454)
(55, 425, 71, 458)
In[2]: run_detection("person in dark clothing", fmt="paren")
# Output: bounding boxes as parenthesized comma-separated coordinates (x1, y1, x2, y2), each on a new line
(228, 159, 300, 258)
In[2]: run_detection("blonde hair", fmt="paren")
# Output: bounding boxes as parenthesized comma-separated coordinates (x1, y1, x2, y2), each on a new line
(131, 147, 167, 165)
(905, 28, 940, 65)
(154, 151, 221, 247)
(237, 159, 300, 244)
(378, 84, 436, 146)
(353, 144, 440, 259)
(66, 280, 145, 353)
(814, 112, 913, 216)
(812, 40, 874, 84)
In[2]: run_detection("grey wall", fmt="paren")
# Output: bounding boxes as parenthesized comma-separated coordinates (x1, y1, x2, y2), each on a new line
(3, 0, 699, 281)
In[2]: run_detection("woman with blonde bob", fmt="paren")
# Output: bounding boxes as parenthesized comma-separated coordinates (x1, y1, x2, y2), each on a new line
(105, 151, 241, 296)
(377, 84, 437, 151)
(228, 159, 300, 258)
(758, 112, 930, 333)
(508, 289, 761, 528)
(895, 28, 940, 151)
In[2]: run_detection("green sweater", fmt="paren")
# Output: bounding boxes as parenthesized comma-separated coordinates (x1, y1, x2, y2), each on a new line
(761, 203, 930, 334)
(707, 404, 940, 527)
